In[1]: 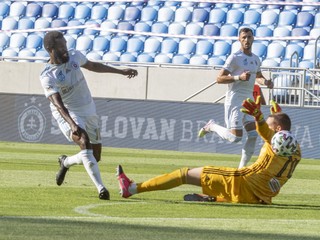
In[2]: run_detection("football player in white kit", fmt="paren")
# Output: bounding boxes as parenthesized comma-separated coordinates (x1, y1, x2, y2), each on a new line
(40, 31, 138, 200)
(199, 27, 273, 168)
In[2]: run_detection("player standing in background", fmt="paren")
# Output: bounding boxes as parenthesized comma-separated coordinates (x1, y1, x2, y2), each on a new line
(116, 97, 301, 204)
(40, 31, 138, 200)
(199, 27, 273, 168)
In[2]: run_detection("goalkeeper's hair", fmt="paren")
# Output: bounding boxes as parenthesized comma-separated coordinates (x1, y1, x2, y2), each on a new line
(44, 31, 64, 52)
(270, 112, 291, 131)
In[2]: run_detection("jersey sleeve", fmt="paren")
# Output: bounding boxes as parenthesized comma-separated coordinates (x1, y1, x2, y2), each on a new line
(73, 50, 88, 67)
(223, 54, 236, 73)
(256, 121, 275, 143)
(40, 75, 58, 98)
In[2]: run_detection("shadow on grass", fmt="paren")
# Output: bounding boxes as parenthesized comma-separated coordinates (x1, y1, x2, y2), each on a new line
(1, 216, 319, 240)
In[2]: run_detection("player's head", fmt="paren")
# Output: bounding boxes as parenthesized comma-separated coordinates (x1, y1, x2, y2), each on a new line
(44, 31, 69, 64)
(238, 27, 254, 53)
(266, 112, 291, 132)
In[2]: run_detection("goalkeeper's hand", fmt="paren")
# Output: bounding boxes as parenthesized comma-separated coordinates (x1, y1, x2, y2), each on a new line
(270, 99, 282, 114)
(241, 96, 264, 121)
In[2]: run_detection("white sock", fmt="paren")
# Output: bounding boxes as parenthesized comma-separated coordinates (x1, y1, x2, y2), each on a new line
(238, 130, 258, 168)
(80, 149, 105, 193)
(64, 153, 82, 168)
(210, 123, 241, 143)
(129, 182, 137, 195)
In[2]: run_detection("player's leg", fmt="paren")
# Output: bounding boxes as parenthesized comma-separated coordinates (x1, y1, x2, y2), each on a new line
(117, 165, 199, 198)
(238, 120, 257, 168)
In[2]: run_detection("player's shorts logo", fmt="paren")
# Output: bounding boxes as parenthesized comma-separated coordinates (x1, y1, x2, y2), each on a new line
(18, 105, 46, 142)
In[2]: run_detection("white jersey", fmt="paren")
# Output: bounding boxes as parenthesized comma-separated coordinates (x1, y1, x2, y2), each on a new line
(40, 50, 96, 116)
(223, 50, 261, 106)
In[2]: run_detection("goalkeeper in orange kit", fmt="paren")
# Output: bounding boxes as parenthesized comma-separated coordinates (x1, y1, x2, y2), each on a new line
(116, 97, 301, 204)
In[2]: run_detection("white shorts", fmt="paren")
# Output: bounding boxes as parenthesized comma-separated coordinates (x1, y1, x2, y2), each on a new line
(224, 104, 254, 130)
(52, 110, 101, 144)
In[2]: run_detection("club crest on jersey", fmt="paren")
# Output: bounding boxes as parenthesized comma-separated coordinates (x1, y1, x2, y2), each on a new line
(18, 97, 46, 142)
(72, 62, 79, 69)
(57, 71, 65, 82)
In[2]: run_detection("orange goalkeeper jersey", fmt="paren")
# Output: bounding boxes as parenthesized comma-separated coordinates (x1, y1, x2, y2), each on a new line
(201, 121, 301, 204)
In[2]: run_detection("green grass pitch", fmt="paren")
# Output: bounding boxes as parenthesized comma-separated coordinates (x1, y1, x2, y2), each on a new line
(1, 141, 320, 240)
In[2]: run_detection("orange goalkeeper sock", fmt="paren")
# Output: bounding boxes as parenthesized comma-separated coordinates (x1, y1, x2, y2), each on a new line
(137, 168, 189, 193)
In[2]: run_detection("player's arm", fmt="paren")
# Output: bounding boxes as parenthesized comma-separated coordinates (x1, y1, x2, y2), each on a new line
(81, 60, 138, 79)
(48, 93, 81, 138)
(217, 68, 250, 83)
(256, 71, 273, 89)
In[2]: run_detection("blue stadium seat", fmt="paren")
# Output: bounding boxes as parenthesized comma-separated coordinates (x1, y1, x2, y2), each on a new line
(124, 6, 141, 22)
(243, 9, 261, 26)
(310, 28, 320, 43)
(189, 55, 207, 65)
(291, 27, 309, 42)
(51, 19, 67, 29)
(91, 36, 110, 53)
(255, 26, 273, 37)
(207, 57, 225, 66)
(74, 4, 91, 21)
(172, 55, 189, 64)
(134, 21, 151, 33)
(163, 1, 180, 7)
(0, 2, 10, 20)
(57, 3, 75, 21)
(126, 37, 144, 53)
(107, 5, 125, 21)
(109, 36, 127, 53)
(267, 42, 286, 59)
(174, 7, 192, 22)
(273, 26, 291, 37)
(155, 53, 172, 63)
(192, 8, 209, 23)
(226, 9, 244, 25)
(2, 17, 18, 30)
(231, 41, 240, 54)
(177, 39, 196, 55)
(213, 41, 231, 58)
(278, 10, 297, 26)
(185, 22, 203, 36)
(303, 44, 319, 61)
(284, 43, 303, 60)
(86, 52, 102, 61)
(64, 34, 76, 49)
(168, 22, 186, 35)
(151, 22, 168, 33)
(140, 6, 158, 22)
(100, 20, 117, 36)
(8, 33, 26, 51)
(0, 33, 10, 52)
(180, 1, 197, 7)
(34, 17, 50, 29)
(195, 40, 214, 56)
(67, 19, 83, 36)
(220, 24, 238, 37)
(120, 52, 137, 62)
(25, 3, 42, 19)
(2, 48, 18, 61)
(261, 59, 279, 67)
(35, 49, 49, 62)
(76, 36, 93, 54)
(18, 18, 34, 30)
(208, 8, 226, 25)
(203, 24, 220, 36)
(157, 6, 175, 22)
(314, 12, 320, 28)
(41, 3, 58, 19)
(198, 3, 215, 9)
(9, 1, 26, 18)
(296, 11, 314, 29)
(144, 37, 161, 54)
(137, 53, 154, 63)
(90, 4, 108, 22)
(252, 42, 267, 59)
(260, 9, 279, 27)
(18, 49, 35, 62)
(161, 38, 178, 54)
(117, 20, 134, 34)
(103, 52, 119, 61)
(299, 61, 314, 69)
(24, 33, 43, 51)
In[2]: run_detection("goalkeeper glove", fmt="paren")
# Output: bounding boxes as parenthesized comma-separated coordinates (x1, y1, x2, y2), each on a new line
(270, 99, 282, 114)
(241, 96, 264, 121)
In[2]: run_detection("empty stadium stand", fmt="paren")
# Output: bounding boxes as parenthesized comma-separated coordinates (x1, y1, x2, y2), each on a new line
(0, 0, 319, 68)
